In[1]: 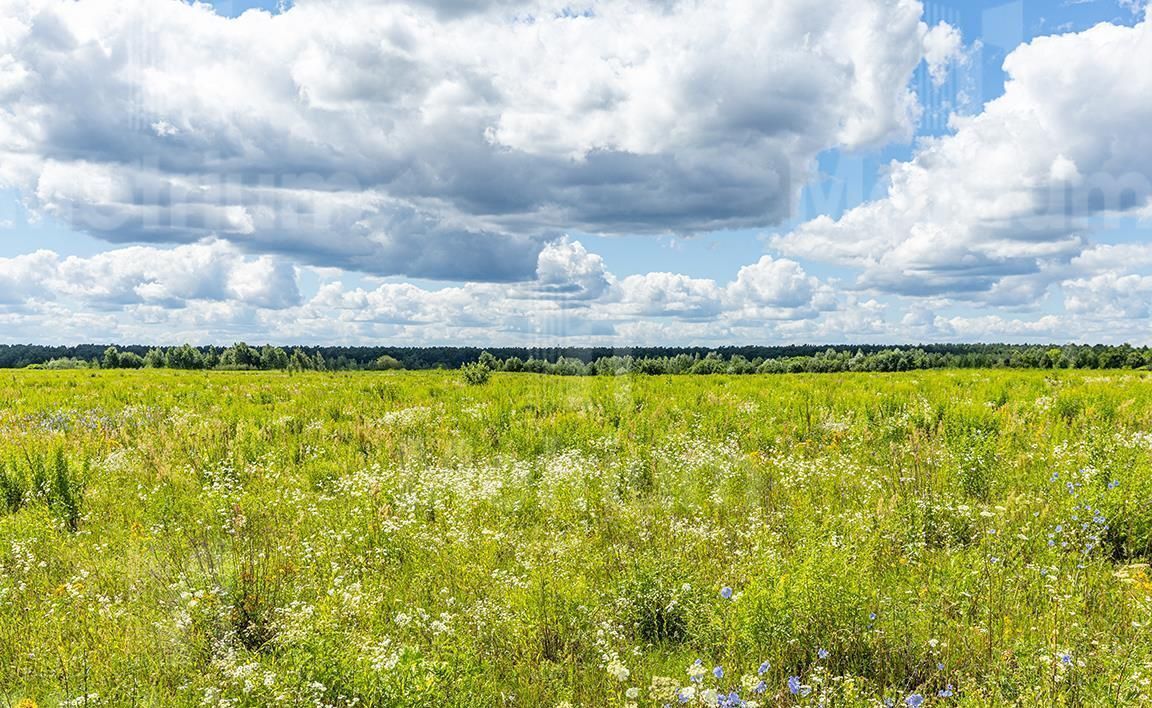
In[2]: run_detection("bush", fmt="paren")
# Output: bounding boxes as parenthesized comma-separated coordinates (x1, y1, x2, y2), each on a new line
(461, 361, 492, 385)
(0, 460, 28, 514)
(49, 449, 84, 532)
(371, 355, 404, 371)
(619, 568, 695, 645)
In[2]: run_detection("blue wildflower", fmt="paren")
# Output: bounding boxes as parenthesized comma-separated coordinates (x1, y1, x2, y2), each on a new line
(817, 647, 829, 660)
(906, 694, 924, 707)
(788, 676, 801, 695)
(720, 586, 734, 600)
(758, 661, 770, 675)
(713, 665, 724, 679)
(720, 691, 743, 707)
(938, 684, 954, 698)
(754, 681, 766, 694)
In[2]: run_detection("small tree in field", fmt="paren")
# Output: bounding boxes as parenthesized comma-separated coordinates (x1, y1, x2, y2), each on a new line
(461, 361, 492, 385)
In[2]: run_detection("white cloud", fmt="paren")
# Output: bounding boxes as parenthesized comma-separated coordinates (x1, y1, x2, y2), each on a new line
(1063, 272, 1152, 319)
(0, 240, 300, 309)
(0, 234, 857, 343)
(773, 18, 1152, 303)
(922, 21, 963, 86)
(0, 0, 941, 282)
(618, 272, 724, 319)
(531, 237, 612, 301)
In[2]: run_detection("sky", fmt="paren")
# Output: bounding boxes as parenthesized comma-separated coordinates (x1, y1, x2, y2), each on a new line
(1, 0, 1150, 346)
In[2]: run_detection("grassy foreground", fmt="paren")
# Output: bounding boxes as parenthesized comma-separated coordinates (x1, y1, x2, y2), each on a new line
(3, 370, 1152, 706)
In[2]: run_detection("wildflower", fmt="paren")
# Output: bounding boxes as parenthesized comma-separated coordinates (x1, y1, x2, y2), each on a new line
(817, 647, 829, 660)
(1060, 653, 1073, 665)
(626, 687, 640, 699)
(754, 681, 766, 694)
(701, 688, 720, 706)
(758, 660, 770, 675)
(937, 662, 944, 671)
(649, 676, 681, 702)
(788, 676, 801, 695)
(719, 691, 744, 707)
(607, 659, 630, 682)
(720, 586, 734, 600)
(938, 684, 954, 698)
(869, 612, 877, 621)
(714, 665, 725, 679)
(688, 659, 707, 683)
(1109, 480, 1120, 489)
(906, 694, 924, 707)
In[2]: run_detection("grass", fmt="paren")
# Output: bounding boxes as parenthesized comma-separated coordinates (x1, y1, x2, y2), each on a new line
(2, 368, 1152, 706)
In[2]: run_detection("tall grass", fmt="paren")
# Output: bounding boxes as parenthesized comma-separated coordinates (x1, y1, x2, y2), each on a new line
(2, 369, 1152, 705)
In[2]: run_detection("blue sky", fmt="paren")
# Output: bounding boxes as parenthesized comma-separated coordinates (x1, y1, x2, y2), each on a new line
(1, 0, 1150, 345)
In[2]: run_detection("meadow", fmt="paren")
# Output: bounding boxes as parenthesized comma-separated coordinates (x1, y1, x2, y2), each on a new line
(2, 369, 1152, 707)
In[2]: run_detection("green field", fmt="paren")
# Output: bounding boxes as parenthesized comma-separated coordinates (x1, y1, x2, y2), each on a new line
(3, 370, 1152, 706)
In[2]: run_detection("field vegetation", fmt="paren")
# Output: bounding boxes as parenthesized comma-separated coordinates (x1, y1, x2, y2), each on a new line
(3, 369, 1152, 706)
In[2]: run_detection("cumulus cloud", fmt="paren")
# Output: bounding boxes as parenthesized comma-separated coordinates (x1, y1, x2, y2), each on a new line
(531, 237, 612, 301)
(0, 240, 300, 309)
(921, 21, 964, 86)
(0, 0, 942, 282)
(286, 239, 840, 344)
(772, 18, 1152, 303)
(617, 272, 724, 319)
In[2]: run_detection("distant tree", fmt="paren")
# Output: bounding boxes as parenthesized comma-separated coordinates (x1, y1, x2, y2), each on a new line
(168, 343, 203, 370)
(288, 348, 313, 372)
(118, 352, 145, 369)
(478, 351, 500, 370)
(102, 346, 121, 370)
(371, 355, 403, 371)
(259, 345, 289, 370)
(143, 348, 166, 368)
(220, 342, 260, 369)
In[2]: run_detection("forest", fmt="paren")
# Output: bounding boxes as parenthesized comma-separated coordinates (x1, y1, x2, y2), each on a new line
(4, 342, 1152, 374)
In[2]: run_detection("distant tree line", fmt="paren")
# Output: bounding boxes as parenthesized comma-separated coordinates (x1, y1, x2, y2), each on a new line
(5, 342, 1152, 374)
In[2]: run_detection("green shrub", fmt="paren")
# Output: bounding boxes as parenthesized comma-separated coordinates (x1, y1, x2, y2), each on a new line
(461, 361, 492, 385)
(48, 449, 84, 532)
(619, 567, 696, 645)
(0, 460, 28, 513)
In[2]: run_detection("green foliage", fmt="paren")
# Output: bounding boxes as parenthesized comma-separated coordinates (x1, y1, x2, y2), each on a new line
(619, 565, 696, 645)
(49, 448, 84, 532)
(0, 459, 28, 513)
(5, 342, 1152, 373)
(460, 361, 492, 385)
(371, 355, 403, 371)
